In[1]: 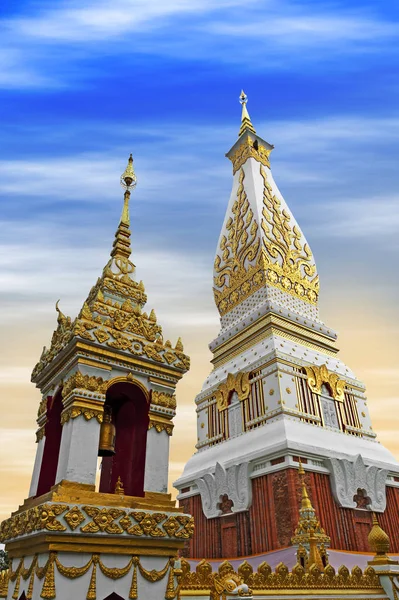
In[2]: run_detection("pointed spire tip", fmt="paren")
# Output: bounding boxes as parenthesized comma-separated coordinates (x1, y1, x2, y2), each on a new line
(238, 90, 256, 137)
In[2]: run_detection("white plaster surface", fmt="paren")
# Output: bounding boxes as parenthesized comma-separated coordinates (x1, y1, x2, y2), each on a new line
(55, 417, 100, 485)
(144, 427, 169, 493)
(175, 415, 399, 490)
(28, 436, 45, 497)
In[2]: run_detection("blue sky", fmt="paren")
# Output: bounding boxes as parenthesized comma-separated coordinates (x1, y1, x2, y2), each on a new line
(0, 0, 399, 513)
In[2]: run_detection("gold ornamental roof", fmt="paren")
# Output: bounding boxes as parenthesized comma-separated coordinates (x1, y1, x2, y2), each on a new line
(32, 155, 190, 386)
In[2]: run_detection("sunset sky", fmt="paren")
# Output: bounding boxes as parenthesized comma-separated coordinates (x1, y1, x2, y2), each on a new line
(0, 0, 399, 521)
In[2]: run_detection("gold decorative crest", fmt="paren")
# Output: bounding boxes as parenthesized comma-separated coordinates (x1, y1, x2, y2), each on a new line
(215, 371, 250, 411)
(62, 370, 108, 399)
(304, 364, 345, 401)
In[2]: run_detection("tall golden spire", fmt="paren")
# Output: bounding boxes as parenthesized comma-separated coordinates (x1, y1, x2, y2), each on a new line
(111, 154, 137, 260)
(291, 460, 330, 548)
(238, 90, 256, 137)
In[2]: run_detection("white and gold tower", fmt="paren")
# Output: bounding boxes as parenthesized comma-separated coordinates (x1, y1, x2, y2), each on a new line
(175, 92, 399, 558)
(0, 155, 193, 600)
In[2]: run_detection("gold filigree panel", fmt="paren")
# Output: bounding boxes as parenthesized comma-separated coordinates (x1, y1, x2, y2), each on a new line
(0, 504, 194, 543)
(213, 163, 320, 316)
(260, 165, 319, 305)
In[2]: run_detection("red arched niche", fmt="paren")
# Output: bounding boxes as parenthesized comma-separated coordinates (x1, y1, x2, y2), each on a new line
(99, 382, 149, 497)
(36, 390, 63, 497)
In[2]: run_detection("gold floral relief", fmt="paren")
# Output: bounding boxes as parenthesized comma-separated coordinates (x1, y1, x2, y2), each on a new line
(60, 406, 103, 425)
(213, 163, 320, 316)
(260, 165, 319, 305)
(228, 136, 272, 174)
(304, 364, 346, 401)
(148, 419, 174, 436)
(129, 512, 167, 537)
(151, 390, 177, 410)
(62, 370, 108, 399)
(214, 168, 260, 294)
(215, 371, 250, 411)
(81, 507, 125, 534)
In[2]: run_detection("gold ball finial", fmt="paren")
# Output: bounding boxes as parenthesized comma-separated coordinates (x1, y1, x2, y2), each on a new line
(120, 153, 137, 190)
(298, 458, 305, 476)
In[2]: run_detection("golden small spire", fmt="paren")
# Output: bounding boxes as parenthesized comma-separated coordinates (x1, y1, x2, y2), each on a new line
(308, 529, 325, 571)
(238, 90, 256, 137)
(291, 459, 331, 548)
(110, 154, 137, 260)
(300, 479, 313, 511)
(368, 513, 397, 565)
(114, 476, 124, 495)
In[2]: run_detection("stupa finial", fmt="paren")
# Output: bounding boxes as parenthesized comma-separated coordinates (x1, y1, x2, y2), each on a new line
(239, 90, 256, 137)
(111, 154, 137, 259)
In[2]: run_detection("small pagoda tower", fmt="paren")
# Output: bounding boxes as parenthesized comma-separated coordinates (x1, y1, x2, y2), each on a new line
(175, 92, 399, 558)
(291, 461, 330, 570)
(0, 155, 193, 600)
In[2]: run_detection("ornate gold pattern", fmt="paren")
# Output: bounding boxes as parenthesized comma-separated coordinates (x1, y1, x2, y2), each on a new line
(128, 512, 166, 537)
(304, 364, 345, 401)
(31, 161, 190, 383)
(151, 390, 177, 410)
(260, 165, 318, 304)
(63, 506, 85, 531)
(61, 406, 103, 425)
(0, 504, 70, 542)
(291, 462, 331, 548)
(81, 506, 125, 534)
(0, 501, 194, 544)
(149, 418, 174, 435)
(229, 136, 272, 174)
(179, 557, 381, 593)
(62, 370, 108, 399)
(215, 371, 250, 411)
(214, 169, 260, 312)
(5, 553, 176, 600)
(368, 513, 398, 565)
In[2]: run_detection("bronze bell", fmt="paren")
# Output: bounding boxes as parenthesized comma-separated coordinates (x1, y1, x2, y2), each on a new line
(98, 408, 116, 457)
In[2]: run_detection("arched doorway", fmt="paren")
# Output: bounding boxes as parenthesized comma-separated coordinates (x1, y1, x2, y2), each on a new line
(102, 594, 124, 600)
(36, 390, 63, 497)
(99, 382, 149, 497)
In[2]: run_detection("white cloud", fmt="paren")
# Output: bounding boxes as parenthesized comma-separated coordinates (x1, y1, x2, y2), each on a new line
(0, 1, 397, 87)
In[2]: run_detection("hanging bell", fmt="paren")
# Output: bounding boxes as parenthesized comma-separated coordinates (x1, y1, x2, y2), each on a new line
(98, 408, 116, 457)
